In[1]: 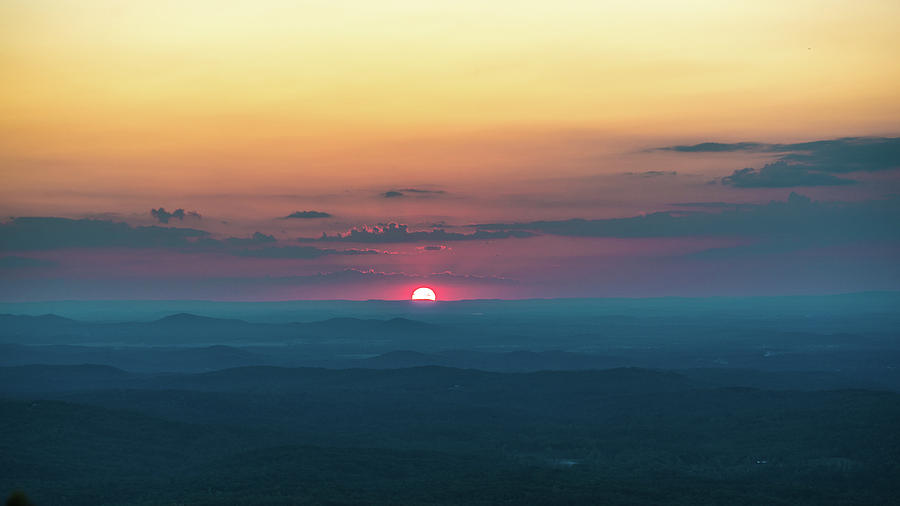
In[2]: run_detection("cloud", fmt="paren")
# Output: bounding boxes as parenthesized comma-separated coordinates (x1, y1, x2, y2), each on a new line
(658, 136, 900, 188)
(425, 270, 515, 284)
(203, 233, 384, 259)
(668, 202, 756, 209)
(0, 218, 379, 259)
(233, 246, 381, 259)
(658, 142, 767, 153)
(473, 193, 900, 242)
(721, 162, 857, 188)
(299, 223, 535, 243)
(151, 207, 202, 223)
(397, 188, 446, 194)
(0, 217, 210, 250)
(418, 245, 448, 251)
(283, 210, 332, 219)
(224, 232, 277, 246)
(0, 256, 58, 268)
(151, 207, 184, 223)
(774, 137, 900, 173)
(381, 188, 446, 198)
(624, 170, 677, 177)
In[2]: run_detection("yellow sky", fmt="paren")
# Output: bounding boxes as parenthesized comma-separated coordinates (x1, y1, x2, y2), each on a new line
(1, 0, 899, 196)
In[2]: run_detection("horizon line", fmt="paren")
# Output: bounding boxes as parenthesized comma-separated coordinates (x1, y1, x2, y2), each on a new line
(1, 290, 898, 305)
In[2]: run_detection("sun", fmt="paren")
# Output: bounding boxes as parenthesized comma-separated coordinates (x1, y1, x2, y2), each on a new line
(411, 287, 436, 301)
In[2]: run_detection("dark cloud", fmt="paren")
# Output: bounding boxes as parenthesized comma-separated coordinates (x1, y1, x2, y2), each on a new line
(299, 223, 535, 243)
(721, 162, 857, 188)
(397, 188, 446, 194)
(659, 137, 900, 188)
(0, 256, 58, 268)
(283, 210, 332, 219)
(659, 142, 767, 153)
(151, 208, 202, 223)
(0, 218, 376, 259)
(426, 270, 515, 283)
(201, 233, 381, 259)
(624, 170, 677, 177)
(0, 217, 209, 250)
(151, 207, 184, 223)
(774, 137, 900, 173)
(233, 246, 380, 259)
(224, 232, 277, 246)
(420, 245, 448, 251)
(661, 137, 900, 172)
(668, 202, 756, 209)
(381, 188, 446, 198)
(473, 193, 900, 242)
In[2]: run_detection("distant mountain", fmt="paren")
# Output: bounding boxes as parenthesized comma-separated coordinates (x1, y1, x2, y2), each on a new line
(0, 313, 82, 337)
(295, 316, 447, 336)
(362, 350, 454, 368)
(151, 312, 248, 326)
(359, 349, 625, 371)
(0, 342, 264, 373)
(2, 292, 898, 325)
(0, 312, 451, 346)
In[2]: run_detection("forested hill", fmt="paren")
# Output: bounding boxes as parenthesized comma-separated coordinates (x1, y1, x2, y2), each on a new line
(3, 364, 900, 505)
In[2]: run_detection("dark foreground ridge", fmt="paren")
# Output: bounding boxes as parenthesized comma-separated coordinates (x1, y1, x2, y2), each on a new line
(2, 364, 900, 505)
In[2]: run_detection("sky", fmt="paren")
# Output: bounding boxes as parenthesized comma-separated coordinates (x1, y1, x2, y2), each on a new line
(1, 0, 899, 300)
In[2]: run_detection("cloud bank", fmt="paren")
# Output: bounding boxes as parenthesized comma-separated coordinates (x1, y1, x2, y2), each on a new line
(0, 218, 380, 260)
(721, 162, 857, 187)
(299, 223, 535, 243)
(234, 247, 381, 259)
(473, 193, 900, 242)
(659, 137, 900, 187)
(0, 217, 210, 250)
(283, 210, 332, 219)
(624, 170, 677, 178)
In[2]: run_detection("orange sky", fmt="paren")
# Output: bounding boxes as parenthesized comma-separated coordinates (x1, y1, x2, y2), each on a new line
(2, 0, 899, 210)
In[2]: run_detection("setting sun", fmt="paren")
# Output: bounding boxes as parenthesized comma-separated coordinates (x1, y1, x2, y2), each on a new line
(411, 287, 436, 301)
